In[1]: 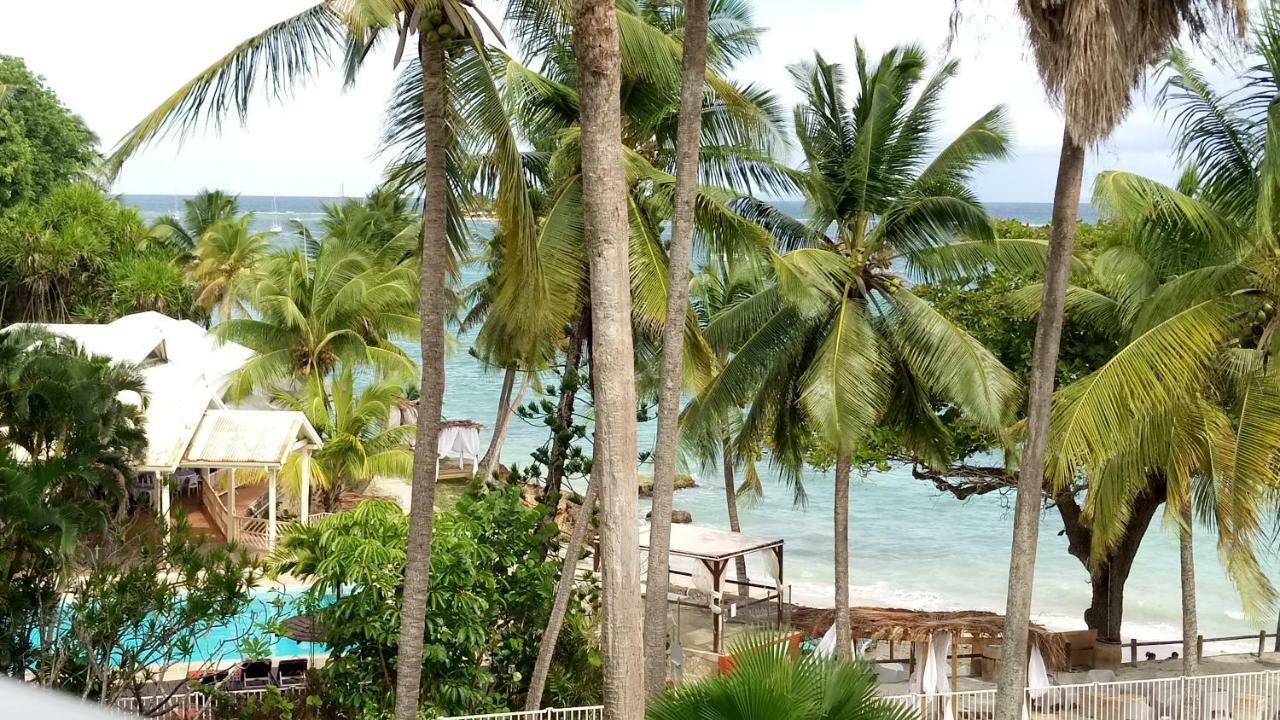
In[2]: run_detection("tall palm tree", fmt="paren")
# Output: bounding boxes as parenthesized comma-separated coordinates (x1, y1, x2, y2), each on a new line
(983, 3, 1245, 715)
(685, 46, 1018, 657)
(217, 240, 419, 397)
(190, 215, 269, 321)
(105, 6, 537, 711)
(571, 0, 644, 715)
(272, 367, 414, 511)
(150, 189, 241, 251)
(643, 0, 713, 693)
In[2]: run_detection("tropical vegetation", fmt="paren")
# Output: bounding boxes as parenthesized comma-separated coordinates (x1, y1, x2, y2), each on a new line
(15, 0, 1280, 717)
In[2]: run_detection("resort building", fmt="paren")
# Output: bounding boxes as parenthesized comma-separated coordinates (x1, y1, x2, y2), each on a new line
(9, 311, 322, 551)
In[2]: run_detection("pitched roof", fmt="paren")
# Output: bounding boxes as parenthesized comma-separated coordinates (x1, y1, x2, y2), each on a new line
(183, 410, 321, 468)
(8, 312, 298, 471)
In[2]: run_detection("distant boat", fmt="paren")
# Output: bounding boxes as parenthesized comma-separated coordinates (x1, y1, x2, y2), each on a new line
(268, 197, 283, 233)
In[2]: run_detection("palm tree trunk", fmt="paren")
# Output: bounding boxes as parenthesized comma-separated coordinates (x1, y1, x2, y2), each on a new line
(393, 34, 449, 720)
(1180, 505, 1200, 674)
(993, 127, 1086, 720)
(642, 0, 709, 696)
(572, 0, 644, 714)
(525, 474, 600, 709)
(478, 365, 524, 482)
(722, 436, 748, 584)
(834, 454, 852, 658)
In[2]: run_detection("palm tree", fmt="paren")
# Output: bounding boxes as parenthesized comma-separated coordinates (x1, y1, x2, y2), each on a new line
(642, 0, 713, 693)
(150, 189, 241, 251)
(571, 0, 644, 714)
(190, 215, 269, 321)
(216, 240, 418, 398)
(685, 46, 1017, 658)
(105, 6, 538, 710)
(272, 367, 414, 512)
(646, 634, 917, 720)
(1020, 10, 1280, 675)
(984, 3, 1245, 715)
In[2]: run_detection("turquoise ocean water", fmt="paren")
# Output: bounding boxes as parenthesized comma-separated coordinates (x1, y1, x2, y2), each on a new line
(122, 195, 1274, 654)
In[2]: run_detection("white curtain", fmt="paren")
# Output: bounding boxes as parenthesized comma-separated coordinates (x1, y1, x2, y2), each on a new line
(815, 624, 839, 658)
(907, 634, 954, 720)
(437, 425, 480, 461)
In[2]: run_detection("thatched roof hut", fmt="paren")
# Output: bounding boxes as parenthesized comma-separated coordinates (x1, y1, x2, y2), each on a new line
(791, 605, 1067, 667)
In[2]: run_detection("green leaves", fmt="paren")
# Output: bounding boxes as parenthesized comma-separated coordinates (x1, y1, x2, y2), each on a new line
(800, 296, 891, 454)
(1048, 298, 1242, 486)
(648, 633, 918, 720)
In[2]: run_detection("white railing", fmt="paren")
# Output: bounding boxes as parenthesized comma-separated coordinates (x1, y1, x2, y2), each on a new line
(444, 708, 603, 720)
(116, 686, 306, 718)
(200, 476, 231, 540)
(440, 670, 1280, 720)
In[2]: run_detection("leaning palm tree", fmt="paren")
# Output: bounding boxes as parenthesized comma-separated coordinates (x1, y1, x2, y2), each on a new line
(272, 367, 414, 512)
(190, 215, 269, 321)
(685, 45, 1018, 658)
(976, 2, 1245, 715)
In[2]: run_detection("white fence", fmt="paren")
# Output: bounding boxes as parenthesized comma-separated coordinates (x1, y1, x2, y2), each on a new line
(116, 686, 306, 718)
(438, 670, 1280, 720)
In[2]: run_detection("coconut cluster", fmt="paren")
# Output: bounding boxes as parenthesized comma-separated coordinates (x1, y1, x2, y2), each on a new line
(423, 10, 466, 45)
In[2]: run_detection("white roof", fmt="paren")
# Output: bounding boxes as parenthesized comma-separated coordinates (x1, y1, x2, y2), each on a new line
(7, 312, 288, 471)
(183, 410, 321, 468)
(639, 523, 783, 562)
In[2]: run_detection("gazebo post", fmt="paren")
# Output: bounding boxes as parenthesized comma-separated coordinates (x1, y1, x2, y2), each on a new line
(951, 631, 960, 689)
(300, 452, 311, 525)
(709, 559, 727, 655)
(268, 468, 278, 548)
(774, 545, 785, 626)
(227, 468, 237, 543)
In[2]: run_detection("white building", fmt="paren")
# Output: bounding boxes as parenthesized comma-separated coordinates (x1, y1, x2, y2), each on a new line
(9, 311, 321, 551)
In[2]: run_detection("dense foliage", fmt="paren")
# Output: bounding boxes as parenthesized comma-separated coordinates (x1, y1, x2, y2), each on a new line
(0, 56, 98, 213)
(271, 488, 600, 717)
(0, 328, 261, 709)
(0, 183, 200, 324)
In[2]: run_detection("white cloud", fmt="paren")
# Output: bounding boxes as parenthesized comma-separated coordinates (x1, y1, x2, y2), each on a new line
(0, 0, 1196, 201)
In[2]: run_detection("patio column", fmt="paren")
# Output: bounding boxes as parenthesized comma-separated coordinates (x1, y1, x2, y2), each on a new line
(268, 468, 278, 548)
(300, 452, 311, 525)
(157, 475, 171, 537)
(227, 468, 237, 543)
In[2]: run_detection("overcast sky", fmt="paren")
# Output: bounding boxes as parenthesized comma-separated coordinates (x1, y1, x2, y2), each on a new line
(1, 0, 1206, 202)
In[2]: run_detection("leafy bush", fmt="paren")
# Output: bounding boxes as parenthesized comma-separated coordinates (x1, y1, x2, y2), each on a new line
(272, 486, 601, 717)
(647, 635, 917, 720)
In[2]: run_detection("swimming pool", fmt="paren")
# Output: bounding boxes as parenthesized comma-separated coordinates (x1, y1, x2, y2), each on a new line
(180, 587, 329, 664)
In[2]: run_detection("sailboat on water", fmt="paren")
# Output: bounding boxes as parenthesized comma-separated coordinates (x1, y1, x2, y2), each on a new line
(268, 196, 283, 233)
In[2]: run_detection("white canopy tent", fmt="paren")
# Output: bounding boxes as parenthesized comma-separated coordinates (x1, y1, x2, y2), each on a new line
(635, 523, 785, 654)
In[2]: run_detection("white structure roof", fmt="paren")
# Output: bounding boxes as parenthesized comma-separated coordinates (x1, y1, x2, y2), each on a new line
(184, 410, 321, 468)
(7, 312, 303, 472)
(639, 523, 783, 562)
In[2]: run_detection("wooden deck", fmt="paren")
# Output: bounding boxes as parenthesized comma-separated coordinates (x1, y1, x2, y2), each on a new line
(176, 483, 269, 545)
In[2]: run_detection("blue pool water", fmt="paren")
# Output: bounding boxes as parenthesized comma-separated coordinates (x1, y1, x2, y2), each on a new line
(185, 588, 327, 663)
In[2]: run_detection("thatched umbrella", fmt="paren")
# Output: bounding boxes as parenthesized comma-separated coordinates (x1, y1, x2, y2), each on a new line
(978, 2, 1246, 719)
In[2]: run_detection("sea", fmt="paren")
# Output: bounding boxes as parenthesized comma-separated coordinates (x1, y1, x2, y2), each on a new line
(122, 194, 1269, 655)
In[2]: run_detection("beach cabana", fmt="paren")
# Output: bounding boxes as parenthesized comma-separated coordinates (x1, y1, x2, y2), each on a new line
(637, 523, 785, 654)
(793, 606, 1063, 708)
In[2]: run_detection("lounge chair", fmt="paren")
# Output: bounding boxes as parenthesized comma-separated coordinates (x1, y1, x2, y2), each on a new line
(277, 658, 308, 687)
(241, 660, 272, 689)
